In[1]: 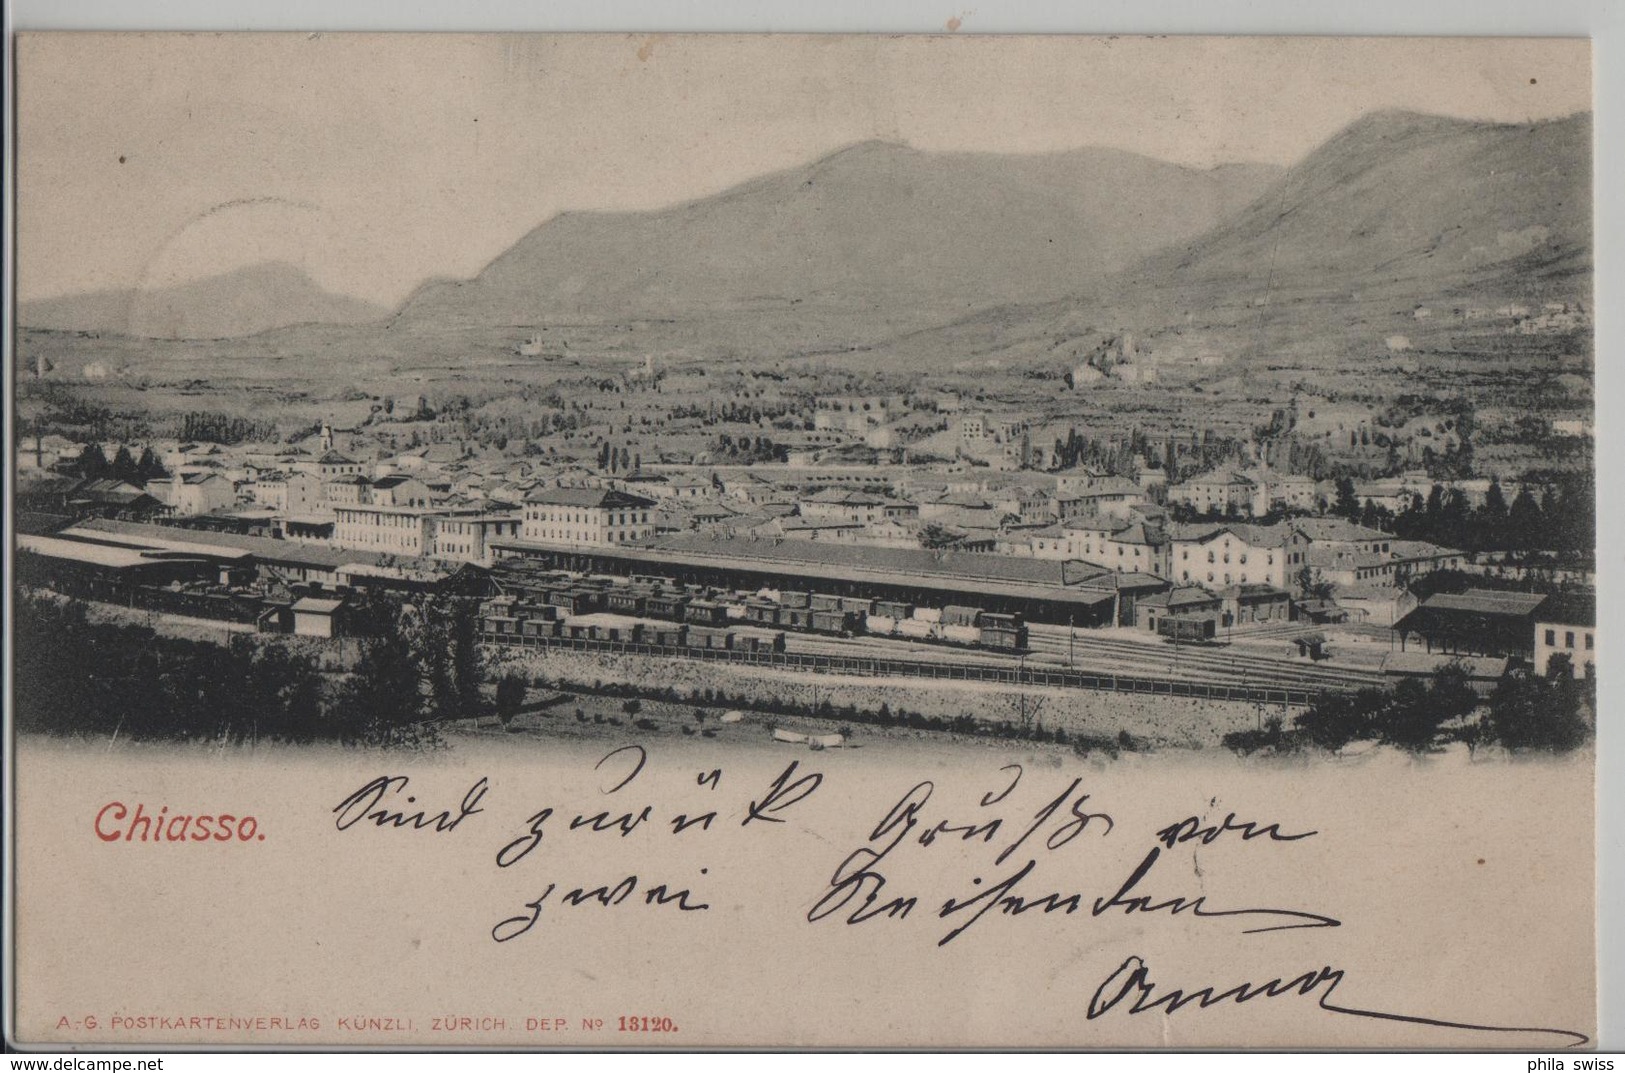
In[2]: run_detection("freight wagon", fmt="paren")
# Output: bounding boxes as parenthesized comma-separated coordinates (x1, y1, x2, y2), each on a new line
(687, 624, 735, 651)
(860, 606, 1029, 653)
(976, 612, 1029, 651)
(683, 600, 730, 627)
(1158, 615, 1217, 643)
(809, 608, 863, 636)
(731, 627, 788, 654)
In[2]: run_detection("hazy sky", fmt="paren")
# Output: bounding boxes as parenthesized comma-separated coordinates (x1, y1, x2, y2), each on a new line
(16, 33, 1591, 308)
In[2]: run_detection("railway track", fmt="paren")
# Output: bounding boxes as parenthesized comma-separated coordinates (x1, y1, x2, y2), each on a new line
(1022, 624, 1387, 690)
(1021, 637, 1383, 691)
(482, 628, 1358, 706)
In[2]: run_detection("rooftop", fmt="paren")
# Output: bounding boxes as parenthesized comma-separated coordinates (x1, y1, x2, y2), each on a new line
(524, 487, 657, 509)
(1291, 518, 1392, 544)
(1418, 589, 1549, 618)
(1140, 585, 1221, 610)
(370, 474, 424, 489)
(490, 533, 1122, 607)
(1537, 593, 1595, 628)
(17, 534, 192, 570)
(67, 518, 389, 570)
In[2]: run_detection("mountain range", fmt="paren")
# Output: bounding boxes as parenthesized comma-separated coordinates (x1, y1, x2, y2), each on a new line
(18, 261, 388, 341)
(389, 142, 1281, 339)
(1126, 108, 1590, 306)
(16, 109, 1592, 375)
(856, 110, 1592, 375)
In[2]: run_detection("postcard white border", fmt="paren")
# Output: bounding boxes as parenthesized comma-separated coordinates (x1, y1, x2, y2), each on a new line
(3, 0, 1618, 1055)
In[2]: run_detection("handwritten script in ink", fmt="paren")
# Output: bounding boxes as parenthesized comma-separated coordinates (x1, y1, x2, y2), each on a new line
(330, 747, 1588, 1048)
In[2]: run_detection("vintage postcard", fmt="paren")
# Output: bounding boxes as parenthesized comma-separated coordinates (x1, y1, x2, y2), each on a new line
(6, 33, 1596, 1049)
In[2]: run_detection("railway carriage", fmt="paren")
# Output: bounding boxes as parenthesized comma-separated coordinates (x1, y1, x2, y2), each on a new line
(977, 612, 1028, 652)
(778, 606, 815, 630)
(605, 590, 648, 615)
(810, 608, 863, 636)
(744, 600, 781, 626)
(687, 624, 735, 651)
(520, 617, 560, 639)
(644, 592, 690, 622)
(1158, 615, 1218, 643)
(683, 600, 729, 627)
(732, 627, 787, 654)
(647, 623, 689, 647)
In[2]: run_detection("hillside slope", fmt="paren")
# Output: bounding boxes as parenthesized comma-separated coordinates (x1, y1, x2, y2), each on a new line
(390, 141, 1281, 344)
(19, 261, 388, 340)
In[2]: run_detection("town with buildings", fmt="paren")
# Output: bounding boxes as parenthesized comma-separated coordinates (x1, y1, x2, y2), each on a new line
(13, 346, 1596, 754)
(11, 78, 1596, 755)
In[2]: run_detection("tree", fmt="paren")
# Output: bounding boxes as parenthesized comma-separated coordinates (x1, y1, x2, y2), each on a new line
(236, 637, 326, 743)
(1358, 498, 1380, 530)
(1439, 488, 1471, 550)
(334, 625, 442, 747)
(1487, 671, 1592, 751)
(495, 672, 527, 727)
(1377, 661, 1477, 752)
(1428, 659, 1481, 724)
(1295, 565, 1334, 601)
(1333, 477, 1360, 520)
(1295, 688, 1382, 752)
(1375, 678, 1439, 750)
(110, 445, 138, 483)
(135, 447, 168, 484)
(78, 442, 109, 478)
(1482, 477, 1508, 525)
(1507, 487, 1543, 553)
(411, 596, 485, 721)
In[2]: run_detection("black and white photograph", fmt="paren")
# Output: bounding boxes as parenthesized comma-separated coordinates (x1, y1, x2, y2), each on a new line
(5, 31, 1599, 1050)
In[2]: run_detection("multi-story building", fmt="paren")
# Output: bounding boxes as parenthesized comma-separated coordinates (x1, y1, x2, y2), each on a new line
(253, 471, 322, 515)
(1258, 472, 1324, 513)
(151, 472, 236, 517)
(1289, 518, 1392, 556)
(1037, 516, 1171, 577)
(798, 490, 919, 526)
(1060, 517, 1118, 563)
(1169, 523, 1289, 589)
(322, 473, 372, 506)
(1168, 468, 1258, 516)
(313, 450, 366, 481)
(521, 488, 657, 546)
(1102, 520, 1171, 578)
(369, 474, 434, 508)
(993, 486, 1057, 524)
(333, 504, 433, 557)
(429, 510, 524, 564)
(1388, 541, 1466, 584)
(1053, 476, 1145, 521)
(1534, 594, 1595, 679)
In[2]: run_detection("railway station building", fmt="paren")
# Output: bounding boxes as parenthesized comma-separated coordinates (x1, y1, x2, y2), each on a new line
(486, 533, 1164, 627)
